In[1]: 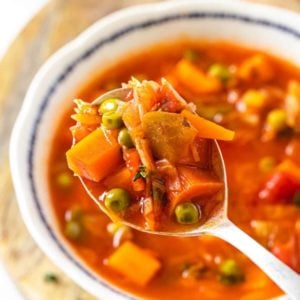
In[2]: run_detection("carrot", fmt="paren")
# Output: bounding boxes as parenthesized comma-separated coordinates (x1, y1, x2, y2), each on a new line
(276, 159, 300, 182)
(71, 113, 101, 125)
(103, 167, 132, 191)
(181, 109, 235, 141)
(258, 172, 300, 204)
(66, 127, 122, 182)
(107, 241, 161, 286)
(169, 166, 223, 212)
(174, 59, 222, 94)
(238, 54, 273, 82)
(123, 148, 145, 192)
(70, 125, 93, 141)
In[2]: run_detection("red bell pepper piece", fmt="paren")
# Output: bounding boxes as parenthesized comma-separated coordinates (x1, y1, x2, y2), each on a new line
(258, 172, 300, 204)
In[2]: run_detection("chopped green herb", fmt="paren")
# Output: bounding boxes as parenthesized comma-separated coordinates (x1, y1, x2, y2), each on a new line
(133, 165, 148, 181)
(152, 176, 166, 204)
(44, 272, 59, 284)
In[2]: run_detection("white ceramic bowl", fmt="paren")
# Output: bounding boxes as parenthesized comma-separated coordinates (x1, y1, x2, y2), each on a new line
(10, 0, 300, 298)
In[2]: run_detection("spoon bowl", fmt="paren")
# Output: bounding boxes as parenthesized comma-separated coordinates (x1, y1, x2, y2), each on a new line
(80, 138, 227, 237)
(78, 88, 300, 299)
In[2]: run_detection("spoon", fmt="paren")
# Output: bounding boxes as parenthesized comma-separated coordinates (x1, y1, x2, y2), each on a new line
(80, 88, 300, 299)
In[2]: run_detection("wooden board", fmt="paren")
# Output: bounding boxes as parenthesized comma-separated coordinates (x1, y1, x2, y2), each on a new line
(0, 0, 300, 298)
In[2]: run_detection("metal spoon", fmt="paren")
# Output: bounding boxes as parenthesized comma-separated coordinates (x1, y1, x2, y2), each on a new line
(80, 88, 300, 299)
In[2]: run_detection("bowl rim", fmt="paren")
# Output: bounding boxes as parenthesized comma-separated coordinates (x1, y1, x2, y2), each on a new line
(9, 0, 299, 298)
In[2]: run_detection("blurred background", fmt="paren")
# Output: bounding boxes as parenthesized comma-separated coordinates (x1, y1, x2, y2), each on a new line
(1, 0, 300, 299)
(0, 0, 46, 60)
(0, 1, 46, 298)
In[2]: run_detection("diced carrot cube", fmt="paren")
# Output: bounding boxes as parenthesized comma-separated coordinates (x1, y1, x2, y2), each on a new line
(103, 166, 132, 190)
(181, 109, 235, 141)
(107, 241, 161, 286)
(258, 171, 300, 204)
(70, 125, 93, 141)
(175, 59, 222, 94)
(169, 167, 223, 211)
(66, 127, 122, 181)
(238, 54, 273, 82)
(177, 167, 223, 200)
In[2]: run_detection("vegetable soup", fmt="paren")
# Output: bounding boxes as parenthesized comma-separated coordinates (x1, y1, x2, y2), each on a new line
(66, 78, 234, 232)
(49, 41, 300, 299)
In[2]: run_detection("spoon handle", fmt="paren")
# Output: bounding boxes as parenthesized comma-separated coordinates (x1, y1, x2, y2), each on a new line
(211, 219, 300, 300)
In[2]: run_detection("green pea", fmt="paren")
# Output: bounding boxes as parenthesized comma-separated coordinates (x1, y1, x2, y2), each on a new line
(293, 191, 300, 208)
(258, 156, 276, 173)
(183, 49, 199, 61)
(175, 202, 200, 224)
(208, 64, 230, 82)
(64, 220, 83, 241)
(102, 111, 123, 129)
(218, 259, 245, 285)
(56, 172, 73, 189)
(65, 207, 82, 222)
(266, 109, 287, 132)
(118, 128, 134, 148)
(99, 98, 119, 114)
(105, 188, 131, 213)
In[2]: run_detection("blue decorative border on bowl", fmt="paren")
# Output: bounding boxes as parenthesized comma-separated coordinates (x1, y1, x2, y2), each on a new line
(28, 12, 300, 298)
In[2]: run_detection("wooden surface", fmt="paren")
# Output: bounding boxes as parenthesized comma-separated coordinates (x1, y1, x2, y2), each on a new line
(0, 0, 300, 299)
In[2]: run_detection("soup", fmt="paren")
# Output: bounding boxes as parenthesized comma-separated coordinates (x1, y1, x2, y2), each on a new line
(49, 41, 300, 299)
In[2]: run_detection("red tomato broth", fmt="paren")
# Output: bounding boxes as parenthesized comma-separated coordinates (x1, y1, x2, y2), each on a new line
(48, 40, 300, 299)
